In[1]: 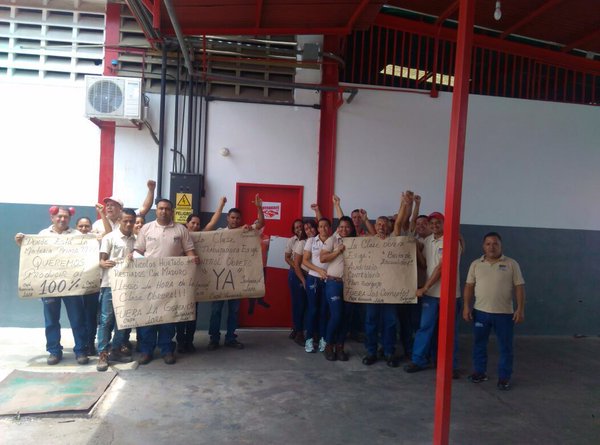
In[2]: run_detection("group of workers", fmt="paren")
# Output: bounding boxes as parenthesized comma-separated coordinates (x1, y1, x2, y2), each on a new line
(284, 192, 526, 390)
(14, 183, 526, 390)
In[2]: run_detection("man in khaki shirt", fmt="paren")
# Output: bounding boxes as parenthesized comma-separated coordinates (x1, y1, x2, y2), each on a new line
(134, 199, 199, 365)
(463, 232, 525, 390)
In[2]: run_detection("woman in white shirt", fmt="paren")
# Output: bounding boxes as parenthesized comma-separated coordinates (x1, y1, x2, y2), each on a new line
(319, 216, 356, 361)
(284, 219, 307, 344)
(302, 218, 331, 353)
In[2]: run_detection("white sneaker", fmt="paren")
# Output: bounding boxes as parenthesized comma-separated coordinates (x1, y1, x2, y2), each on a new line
(318, 337, 326, 353)
(305, 338, 315, 353)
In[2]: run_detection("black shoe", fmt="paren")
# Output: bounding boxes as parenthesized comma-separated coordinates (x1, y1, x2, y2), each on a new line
(497, 379, 511, 391)
(207, 341, 220, 351)
(186, 343, 196, 353)
(324, 344, 336, 361)
(47, 354, 62, 365)
(294, 332, 306, 346)
(109, 349, 132, 363)
(224, 339, 244, 349)
(335, 345, 349, 362)
(404, 362, 427, 373)
(362, 355, 377, 366)
(386, 355, 400, 368)
(76, 354, 90, 365)
(163, 353, 176, 365)
(468, 373, 488, 383)
(177, 343, 187, 354)
(138, 353, 153, 365)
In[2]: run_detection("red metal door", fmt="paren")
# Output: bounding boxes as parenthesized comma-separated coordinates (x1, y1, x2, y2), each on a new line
(236, 183, 303, 328)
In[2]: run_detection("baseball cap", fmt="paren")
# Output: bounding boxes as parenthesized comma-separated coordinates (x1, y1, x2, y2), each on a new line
(428, 212, 444, 223)
(103, 196, 124, 208)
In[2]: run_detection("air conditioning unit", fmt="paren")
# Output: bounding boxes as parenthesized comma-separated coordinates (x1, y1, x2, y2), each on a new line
(85, 75, 142, 120)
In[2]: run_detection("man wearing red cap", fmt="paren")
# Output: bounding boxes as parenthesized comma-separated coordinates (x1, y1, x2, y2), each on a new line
(404, 211, 463, 377)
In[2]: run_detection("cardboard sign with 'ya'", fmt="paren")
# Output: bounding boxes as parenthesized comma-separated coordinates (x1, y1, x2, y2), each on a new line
(191, 229, 265, 301)
(18, 235, 101, 298)
(343, 236, 417, 304)
(109, 257, 197, 329)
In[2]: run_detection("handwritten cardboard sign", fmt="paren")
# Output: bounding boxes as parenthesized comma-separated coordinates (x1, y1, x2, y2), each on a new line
(343, 236, 417, 304)
(18, 235, 101, 298)
(109, 257, 197, 329)
(191, 229, 265, 301)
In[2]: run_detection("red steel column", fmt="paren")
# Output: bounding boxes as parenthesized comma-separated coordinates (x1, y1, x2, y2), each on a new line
(97, 3, 120, 203)
(316, 36, 341, 219)
(433, 0, 475, 444)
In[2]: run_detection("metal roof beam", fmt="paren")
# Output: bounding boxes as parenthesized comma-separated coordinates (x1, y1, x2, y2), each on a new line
(500, 0, 565, 39)
(180, 26, 350, 36)
(375, 14, 600, 74)
(561, 28, 600, 53)
(345, 0, 371, 33)
(255, 0, 264, 29)
(434, 0, 459, 26)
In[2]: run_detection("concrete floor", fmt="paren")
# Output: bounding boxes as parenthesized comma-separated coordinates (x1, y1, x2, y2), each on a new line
(0, 328, 598, 445)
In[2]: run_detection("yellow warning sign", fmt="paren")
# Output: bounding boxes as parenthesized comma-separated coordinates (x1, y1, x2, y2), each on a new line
(176, 193, 193, 208)
(175, 208, 193, 224)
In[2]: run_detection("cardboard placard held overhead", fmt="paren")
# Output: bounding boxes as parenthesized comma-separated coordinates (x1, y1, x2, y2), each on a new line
(343, 236, 417, 304)
(109, 257, 197, 329)
(18, 235, 101, 298)
(191, 228, 265, 301)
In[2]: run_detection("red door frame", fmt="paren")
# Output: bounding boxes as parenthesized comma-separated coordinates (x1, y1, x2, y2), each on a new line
(235, 183, 303, 220)
(235, 182, 304, 328)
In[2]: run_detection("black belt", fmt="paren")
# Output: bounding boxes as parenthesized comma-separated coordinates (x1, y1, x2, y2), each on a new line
(326, 276, 343, 282)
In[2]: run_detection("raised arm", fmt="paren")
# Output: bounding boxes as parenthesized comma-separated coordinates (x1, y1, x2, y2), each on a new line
(96, 203, 112, 235)
(393, 194, 408, 236)
(202, 196, 227, 231)
(409, 194, 421, 233)
(253, 194, 265, 230)
(361, 209, 376, 235)
(332, 194, 344, 219)
(14, 233, 25, 247)
(310, 203, 323, 221)
(138, 180, 156, 217)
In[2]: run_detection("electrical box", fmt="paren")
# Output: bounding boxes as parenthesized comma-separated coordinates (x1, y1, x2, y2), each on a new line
(170, 173, 202, 224)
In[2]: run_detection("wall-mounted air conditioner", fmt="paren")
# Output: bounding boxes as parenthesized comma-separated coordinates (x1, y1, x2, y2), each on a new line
(85, 75, 142, 120)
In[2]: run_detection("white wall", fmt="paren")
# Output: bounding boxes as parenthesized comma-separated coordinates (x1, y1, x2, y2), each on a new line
(116, 95, 320, 215)
(337, 87, 600, 231)
(202, 101, 320, 213)
(0, 81, 100, 206)
(2, 78, 599, 232)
